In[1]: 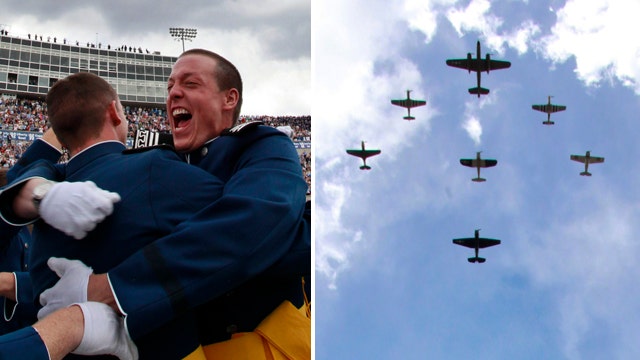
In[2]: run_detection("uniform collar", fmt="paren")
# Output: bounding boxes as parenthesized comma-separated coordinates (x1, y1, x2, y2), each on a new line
(65, 141, 126, 176)
(184, 137, 218, 165)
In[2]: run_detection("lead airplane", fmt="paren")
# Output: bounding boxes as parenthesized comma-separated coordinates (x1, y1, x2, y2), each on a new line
(446, 40, 511, 97)
(346, 141, 381, 170)
(390, 90, 427, 120)
(460, 151, 498, 182)
(570, 151, 604, 176)
(532, 96, 566, 125)
(453, 229, 501, 263)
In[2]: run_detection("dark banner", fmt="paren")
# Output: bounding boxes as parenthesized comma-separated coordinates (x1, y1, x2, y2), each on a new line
(1, 129, 309, 149)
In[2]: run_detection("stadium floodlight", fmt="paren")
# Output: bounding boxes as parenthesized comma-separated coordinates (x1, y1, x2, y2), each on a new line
(169, 27, 198, 53)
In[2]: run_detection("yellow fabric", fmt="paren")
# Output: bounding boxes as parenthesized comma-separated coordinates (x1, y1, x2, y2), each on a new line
(253, 300, 311, 360)
(186, 300, 310, 360)
(182, 345, 207, 360)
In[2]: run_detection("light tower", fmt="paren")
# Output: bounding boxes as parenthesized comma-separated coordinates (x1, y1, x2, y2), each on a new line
(169, 27, 197, 52)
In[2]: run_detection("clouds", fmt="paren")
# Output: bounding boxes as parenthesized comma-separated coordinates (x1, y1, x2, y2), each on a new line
(444, 0, 541, 54)
(506, 182, 640, 359)
(314, 0, 443, 291)
(462, 116, 483, 145)
(540, 0, 640, 93)
(315, 180, 358, 290)
(447, 0, 503, 38)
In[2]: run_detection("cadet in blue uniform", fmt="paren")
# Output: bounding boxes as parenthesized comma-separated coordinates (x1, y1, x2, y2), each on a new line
(86, 49, 311, 347)
(0, 136, 62, 335)
(0, 302, 136, 360)
(0, 326, 50, 359)
(0, 227, 36, 335)
(105, 122, 311, 343)
(4, 50, 311, 357)
(0, 72, 229, 359)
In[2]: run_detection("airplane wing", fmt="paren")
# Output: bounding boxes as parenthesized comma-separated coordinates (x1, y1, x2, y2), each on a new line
(480, 159, 497, 168)
(488, 60, 511, 71)
(452, 238, 475, 248)
(446, 59, 511, 72)
(346, 149, 381, 159)
(532, 104, 567, 113)
(589, 156, 605, 164)
(446, 59, 472, 71)
(477, 238, 501, 248)
(459, 159, 497, 168)
(452, 238, 501, 248)
(570, 155, 586, 163)
(391, 99, 427, 109)
(459, 159, 474, 167)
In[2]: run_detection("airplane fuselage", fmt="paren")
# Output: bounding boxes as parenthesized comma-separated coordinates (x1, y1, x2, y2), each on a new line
(476, 41, 481, 92)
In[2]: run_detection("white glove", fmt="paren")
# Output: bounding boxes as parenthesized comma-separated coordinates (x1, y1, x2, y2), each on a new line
(38, 257, 93, 320)
(73, 302, 139, 359)
(39, 181, 121, 240)
(276, 125, 294, 139)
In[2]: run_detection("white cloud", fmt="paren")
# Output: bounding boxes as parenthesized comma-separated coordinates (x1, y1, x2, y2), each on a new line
(462, 116, 483, 145)
(447, 0, 503, 39)
(509, 184, 640, 359)
(443, 0, 540, 55)
(503, 20, 541, 55)
(541, 0, 640, 93)
(314, 181, 347, 289)
(459, 94, 499, 145)
(402, 0, 458, 42)
(314, 181, 361, 290)
(314, 0, 438, 289)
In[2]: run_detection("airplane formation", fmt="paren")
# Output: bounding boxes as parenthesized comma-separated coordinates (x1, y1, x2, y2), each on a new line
(345, 40, 605, 262)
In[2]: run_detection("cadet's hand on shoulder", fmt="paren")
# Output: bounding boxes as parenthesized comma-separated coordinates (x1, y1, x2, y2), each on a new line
(72, 302, 138, 360)
(38, 257, 93, 320)
(40, 181, 121, 239)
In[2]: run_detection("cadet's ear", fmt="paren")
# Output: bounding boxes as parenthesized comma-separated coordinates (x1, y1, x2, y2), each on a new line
(223, 88, 239, 110)
(107, 100, 122, 126)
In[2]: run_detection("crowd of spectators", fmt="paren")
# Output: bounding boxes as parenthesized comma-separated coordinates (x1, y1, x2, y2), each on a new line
(0, 98, 49, 132)
(1, 96, 312, 193)
(3, 30, 158, 54)
(300, 150, 311, 195)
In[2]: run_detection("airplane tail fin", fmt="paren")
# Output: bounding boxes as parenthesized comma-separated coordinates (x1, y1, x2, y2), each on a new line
(542, 121, 555, 125)
(403, 116, 416, 121)
(360, 165, 372, 170)
(472, 177, 486, 182)
(468, 257, 486, 263)
(580, 171, 592, 176)
(468, 87, 490, 96)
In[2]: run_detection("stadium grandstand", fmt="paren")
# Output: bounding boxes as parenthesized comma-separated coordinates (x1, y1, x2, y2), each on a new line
(0, 31, 311, 195)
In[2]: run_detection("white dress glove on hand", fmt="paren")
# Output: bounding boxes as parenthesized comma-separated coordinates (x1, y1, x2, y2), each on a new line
(39, 181, 121, 240)
(38, 257, 93, 320)
(73, 302, 139, 360)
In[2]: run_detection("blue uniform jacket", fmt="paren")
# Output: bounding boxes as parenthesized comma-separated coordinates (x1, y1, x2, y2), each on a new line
(1, 141, 226, 359)
(0, 139, 61, 240)
(0, 326, 49, 360)
(106, 124, 311, 343)
(0, 139, 61, 336)
(0, 227, 36, 336)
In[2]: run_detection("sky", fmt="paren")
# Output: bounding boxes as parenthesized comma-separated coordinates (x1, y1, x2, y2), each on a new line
(315, 0, 640, 359)
(0, 0, 310, 115)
